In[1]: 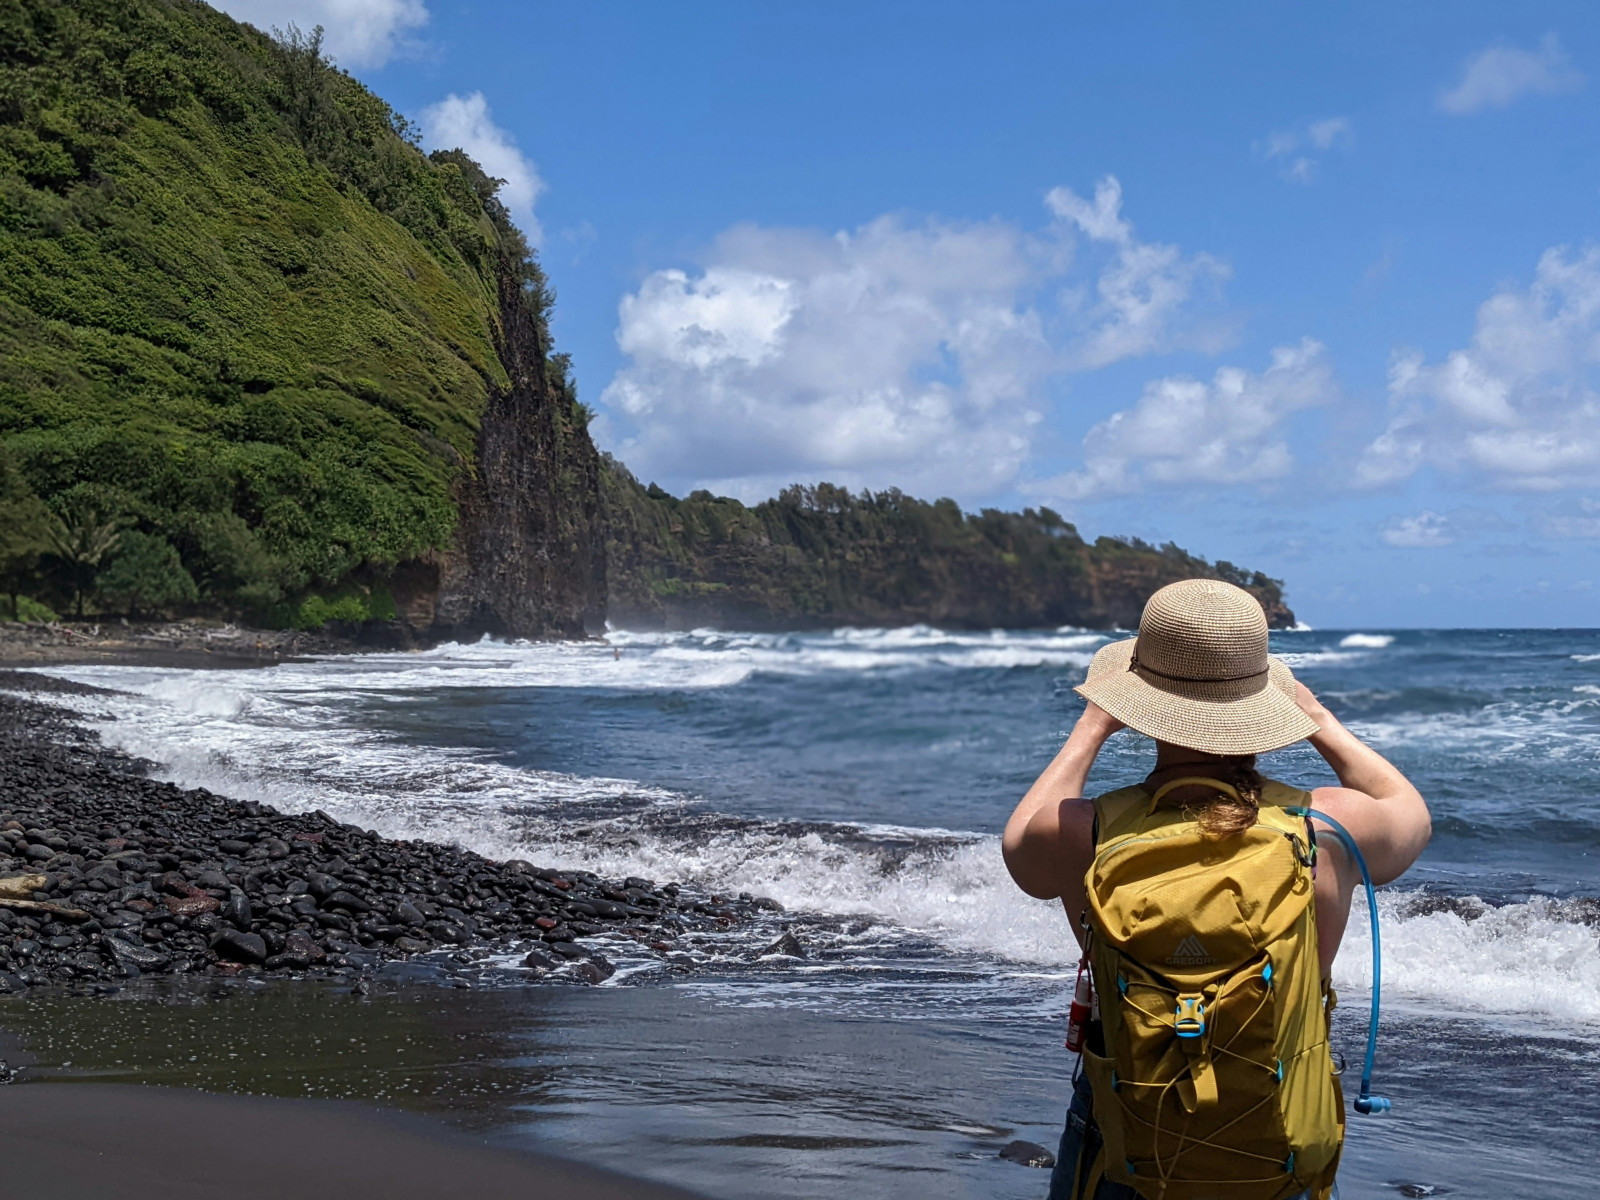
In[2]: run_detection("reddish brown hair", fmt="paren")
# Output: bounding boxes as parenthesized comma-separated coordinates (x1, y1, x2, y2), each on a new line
(1188, 755, 1264, 837)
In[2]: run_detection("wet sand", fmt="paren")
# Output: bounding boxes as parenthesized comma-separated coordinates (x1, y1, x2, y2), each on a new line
(0, 1081, 703, 1199)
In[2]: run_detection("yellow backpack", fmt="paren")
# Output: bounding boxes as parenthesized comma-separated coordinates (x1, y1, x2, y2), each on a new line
(1072, 776, 1343, 1200)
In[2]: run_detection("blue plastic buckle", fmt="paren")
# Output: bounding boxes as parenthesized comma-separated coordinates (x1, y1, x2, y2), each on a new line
(1174, 996, 1206, 1039)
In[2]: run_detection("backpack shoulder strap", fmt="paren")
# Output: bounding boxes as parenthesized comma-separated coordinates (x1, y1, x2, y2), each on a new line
(1255, 777, 1315, 834)
(1090, 785, 1152, 845)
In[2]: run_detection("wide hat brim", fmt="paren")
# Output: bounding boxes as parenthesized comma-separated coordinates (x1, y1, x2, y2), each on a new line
(1076, 638, 1319, 756)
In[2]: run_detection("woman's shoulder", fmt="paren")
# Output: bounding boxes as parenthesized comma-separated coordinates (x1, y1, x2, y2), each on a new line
(1259, 777, 1314, 807)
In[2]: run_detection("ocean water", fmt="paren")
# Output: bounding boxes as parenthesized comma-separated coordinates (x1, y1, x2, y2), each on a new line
(26, 626, 1600, 1199)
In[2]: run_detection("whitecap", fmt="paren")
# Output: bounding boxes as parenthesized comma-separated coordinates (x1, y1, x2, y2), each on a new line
(1275, 650, 1362, 668)
(1338, 633, 1394, 649)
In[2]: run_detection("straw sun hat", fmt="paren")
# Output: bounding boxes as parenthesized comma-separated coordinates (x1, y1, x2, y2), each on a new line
(1076, 579, 1319, 756)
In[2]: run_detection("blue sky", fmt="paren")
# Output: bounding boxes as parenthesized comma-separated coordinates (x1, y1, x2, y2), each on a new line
(221, 1, 1600, 627)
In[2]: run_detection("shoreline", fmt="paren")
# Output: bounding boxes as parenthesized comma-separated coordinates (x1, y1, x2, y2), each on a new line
(0, 618, 376, 671)
(0, 670, 779, 995)
(0, 616, 619, 672)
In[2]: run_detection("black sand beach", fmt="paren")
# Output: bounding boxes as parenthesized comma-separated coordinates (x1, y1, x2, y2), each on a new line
(0, 1082, 704, 1199)
(0, 666, 763, 1199)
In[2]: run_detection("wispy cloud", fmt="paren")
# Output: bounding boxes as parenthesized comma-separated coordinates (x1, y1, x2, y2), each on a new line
(1538, 497, 1600, 539)
(1045, 178, 1232, 368)
(418, 92, 545, 243)
(1255, 117, 1353, 184)
(214, 0, 428, 68)
(1437, 33, 1584, 115)
(1382, 511, 1453, 547)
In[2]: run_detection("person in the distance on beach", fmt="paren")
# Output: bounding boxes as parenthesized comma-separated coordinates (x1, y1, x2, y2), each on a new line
(1004, 580, 1431, 1200)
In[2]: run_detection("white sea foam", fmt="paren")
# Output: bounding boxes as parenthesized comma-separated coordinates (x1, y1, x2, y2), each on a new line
(1574, 653, 1600, 663)
(1338, 633, 1394, 649)
(1347, 689, 1600, 764)
(46, 626, 1106, 700)
(1335, 893, 1600, 1025)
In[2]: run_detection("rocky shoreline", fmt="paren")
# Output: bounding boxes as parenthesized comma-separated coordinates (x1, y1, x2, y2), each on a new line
(0, 672, 776, 994)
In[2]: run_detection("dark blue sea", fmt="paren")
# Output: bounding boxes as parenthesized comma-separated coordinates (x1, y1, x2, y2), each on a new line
(35, 627, 1600, 1199)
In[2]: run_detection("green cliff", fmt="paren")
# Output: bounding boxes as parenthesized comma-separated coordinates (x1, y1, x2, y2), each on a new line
(0, 0, 602, 635)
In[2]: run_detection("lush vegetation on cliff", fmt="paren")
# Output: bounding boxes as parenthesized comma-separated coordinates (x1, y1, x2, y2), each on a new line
(602, 459, 1291, 631)
(0, 0, 578, 623)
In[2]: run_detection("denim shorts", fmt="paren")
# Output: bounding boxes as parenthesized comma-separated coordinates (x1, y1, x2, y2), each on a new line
(1045, 1070, 1331, 1200)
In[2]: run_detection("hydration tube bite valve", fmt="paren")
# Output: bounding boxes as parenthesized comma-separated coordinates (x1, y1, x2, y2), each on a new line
(1286, 806, 1392, 1117)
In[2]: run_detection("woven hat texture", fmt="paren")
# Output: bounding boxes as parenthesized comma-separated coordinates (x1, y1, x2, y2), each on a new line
(1076, 579, 1318, 755)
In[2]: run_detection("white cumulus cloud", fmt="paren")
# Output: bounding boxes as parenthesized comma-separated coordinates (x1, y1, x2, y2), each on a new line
(599, 181, 1229, 501)
(1357, 245, 1600, 491)
(418, 92, 545, 243)
(1027, 339, 1338, 502)
(1382, 511, 1454, 547)
(1437, 33, 1584, 115)
(214, 0, 427, 68)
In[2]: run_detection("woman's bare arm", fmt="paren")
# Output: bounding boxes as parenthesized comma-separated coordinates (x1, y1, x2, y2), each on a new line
(1003, 704, 1123, 903)
(1295, 683, 1432, 886)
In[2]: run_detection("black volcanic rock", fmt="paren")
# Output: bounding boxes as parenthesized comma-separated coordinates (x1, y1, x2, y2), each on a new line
(0, 682, 777, 992)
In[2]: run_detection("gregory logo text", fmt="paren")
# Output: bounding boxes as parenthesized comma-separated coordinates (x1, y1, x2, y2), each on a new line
(1167, 934, 1215, 966)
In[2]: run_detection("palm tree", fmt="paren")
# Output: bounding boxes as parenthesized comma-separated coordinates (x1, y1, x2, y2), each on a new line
(43, 504, 124, 619)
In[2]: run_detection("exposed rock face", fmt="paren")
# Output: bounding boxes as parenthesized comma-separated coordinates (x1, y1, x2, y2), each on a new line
(426, 268, 607, 640)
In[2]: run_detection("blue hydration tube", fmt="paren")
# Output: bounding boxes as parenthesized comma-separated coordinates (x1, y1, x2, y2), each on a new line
(1285, 806, 1392, 1116)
